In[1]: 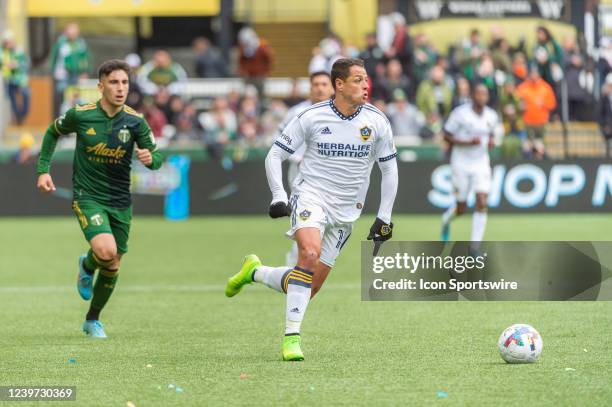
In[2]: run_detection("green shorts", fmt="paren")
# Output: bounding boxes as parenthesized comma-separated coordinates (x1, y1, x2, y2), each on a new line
(72, 200, 132, 254)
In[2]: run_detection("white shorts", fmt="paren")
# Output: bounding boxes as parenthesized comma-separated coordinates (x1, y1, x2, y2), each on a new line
(286, 193, 353, 267)
(451, 165, 491, 202)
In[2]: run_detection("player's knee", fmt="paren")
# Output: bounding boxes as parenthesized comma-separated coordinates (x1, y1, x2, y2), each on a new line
(93, 246, 117, 266)
(298, 246, 320, 268)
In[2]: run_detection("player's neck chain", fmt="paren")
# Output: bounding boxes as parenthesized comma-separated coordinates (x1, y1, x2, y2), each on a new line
(329, 98, 363, 121)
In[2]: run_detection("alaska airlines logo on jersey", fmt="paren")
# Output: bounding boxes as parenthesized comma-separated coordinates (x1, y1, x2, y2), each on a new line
(360, 126, 372, 141)
(117, 128, 131, 143)
(316, 142, 371, 158)
(321, 126, 332, 135)
(86, 143, 127, 159)
(86, 127, 96, 136)
(299, 210, 311, 221)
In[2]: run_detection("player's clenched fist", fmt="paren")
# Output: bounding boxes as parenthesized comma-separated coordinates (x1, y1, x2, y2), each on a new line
(37, 173, 56, 193)
(269, 201, 291, 218)
(367, 217, 394, 241)
(135, 147, 152, 166)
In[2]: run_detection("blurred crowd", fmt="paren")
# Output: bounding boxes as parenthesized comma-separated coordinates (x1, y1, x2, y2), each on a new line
(3, 16, 612, 158)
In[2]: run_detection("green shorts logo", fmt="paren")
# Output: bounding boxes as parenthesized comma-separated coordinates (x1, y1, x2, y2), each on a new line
(90, 214, 104, 226)
(118, 129, 131, 143)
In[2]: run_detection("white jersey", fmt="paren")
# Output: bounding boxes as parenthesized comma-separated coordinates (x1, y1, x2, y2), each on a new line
(277, 100, 311, 161)
(273, 99, 397, 223)
(444, 103, 498, 169)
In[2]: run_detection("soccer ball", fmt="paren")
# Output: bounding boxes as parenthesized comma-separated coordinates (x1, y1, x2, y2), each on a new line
(497, 324, 543, 363)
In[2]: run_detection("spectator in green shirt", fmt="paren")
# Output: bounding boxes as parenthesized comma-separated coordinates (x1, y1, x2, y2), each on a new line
(49, 23, 91, 114)
(137, 50, 187, 95)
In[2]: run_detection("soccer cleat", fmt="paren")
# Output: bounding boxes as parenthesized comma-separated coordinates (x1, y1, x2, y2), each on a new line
(225, 254, 262, 297)
(282, 334, 304, 361)
(82, 320, 107, 338)
(77, 254, 94, 301)
(441, 223, 450, 242)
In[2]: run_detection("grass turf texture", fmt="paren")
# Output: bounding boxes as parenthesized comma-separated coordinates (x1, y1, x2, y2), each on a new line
(1, 214, 611, 406)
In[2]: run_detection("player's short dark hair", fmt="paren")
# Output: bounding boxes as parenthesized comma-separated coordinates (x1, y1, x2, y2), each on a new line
(472, 82, 488, 94)
(331, 58, 365, 90)
(98, 59, 131, 80)
(310, 71, 331, 82)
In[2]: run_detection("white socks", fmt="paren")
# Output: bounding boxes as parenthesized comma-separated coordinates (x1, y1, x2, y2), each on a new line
(253, 264, 314, 335)
(284, 267, 313, 335)
(253, 265, 290, 293)
(471, 211, 488, 242)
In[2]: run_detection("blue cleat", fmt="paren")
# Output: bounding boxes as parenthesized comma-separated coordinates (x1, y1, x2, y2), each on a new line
(77, 254, 94, 301)
(441, 223, 450, 241)
(82, 320, 107, 338)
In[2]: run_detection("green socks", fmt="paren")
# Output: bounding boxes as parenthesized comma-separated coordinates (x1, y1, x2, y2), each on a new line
(86, 268, 118, 321)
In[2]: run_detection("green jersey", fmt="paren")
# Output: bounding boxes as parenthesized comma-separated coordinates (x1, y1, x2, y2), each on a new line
(37, 101, 164, 208)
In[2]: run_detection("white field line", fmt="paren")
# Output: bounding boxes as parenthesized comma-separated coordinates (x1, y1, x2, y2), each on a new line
(0, 283, 361, 294)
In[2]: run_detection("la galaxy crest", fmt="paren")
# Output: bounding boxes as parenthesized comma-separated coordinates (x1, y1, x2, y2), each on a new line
(299, 210, 311, 221)
(118, 127, 131, 143)
(359, 125, 372, 141)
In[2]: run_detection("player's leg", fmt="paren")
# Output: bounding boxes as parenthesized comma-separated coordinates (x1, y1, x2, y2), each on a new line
(226, 194, 325, 297)
(72, 200, 113, 301)
(470, 168, 491, 249)
(442, 167, 469, 241)
(281, 226, 322, 361)
(83, 205, 130, 338)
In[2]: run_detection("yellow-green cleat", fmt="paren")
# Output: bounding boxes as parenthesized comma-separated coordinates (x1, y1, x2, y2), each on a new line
(225, 254, 262, 297)
(282, 334, 304, 361)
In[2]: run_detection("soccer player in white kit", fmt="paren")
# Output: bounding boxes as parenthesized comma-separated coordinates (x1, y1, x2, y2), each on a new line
(225, 58, 399, 361)
(440, 84, 499, 246)
(278, 71, 335, 266)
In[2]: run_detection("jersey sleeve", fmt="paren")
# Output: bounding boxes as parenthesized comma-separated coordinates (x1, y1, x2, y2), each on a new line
(135, 118, 164, 170)
(37, 108, 78, 174)
(272, 116, 306, 156)
(443, 109, 461, 135)
(53, 107, 78, 135)
(375, 120, 397, 162)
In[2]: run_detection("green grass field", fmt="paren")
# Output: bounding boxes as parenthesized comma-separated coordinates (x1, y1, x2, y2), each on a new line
(1, 214, 612, 406)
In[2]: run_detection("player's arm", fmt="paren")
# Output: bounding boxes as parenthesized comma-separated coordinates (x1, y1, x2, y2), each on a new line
(36, 108, 77, 193)
(265, 116, 306, 218)
(135, 119, 164, 170)
(369, 124, 398, 242)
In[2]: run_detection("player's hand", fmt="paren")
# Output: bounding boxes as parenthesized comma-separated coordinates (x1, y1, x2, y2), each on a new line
(269, 201, 291, 218)
(367, 217, 394, 242)
(470, 137, 481, 145)
(135, 147, 153, 166)
(37, 173, 56, 193)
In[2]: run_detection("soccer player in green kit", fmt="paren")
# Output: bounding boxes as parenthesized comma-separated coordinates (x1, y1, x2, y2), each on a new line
(36, 59, 163, 338)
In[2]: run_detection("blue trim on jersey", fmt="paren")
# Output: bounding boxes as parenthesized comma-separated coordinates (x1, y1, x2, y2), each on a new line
(378, 152, 397, 162)
(329, 98, 363, 121)
(274, 141, 295, 154)
(297, 100, 329, 119)
(363, 105, 391, 127)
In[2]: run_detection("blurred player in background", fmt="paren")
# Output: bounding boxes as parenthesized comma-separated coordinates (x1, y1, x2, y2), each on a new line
(37, 59, 164, 338)
(441, 84, 499, 247)
(278, 71, 334, 266)
(225, 58, 398, 361)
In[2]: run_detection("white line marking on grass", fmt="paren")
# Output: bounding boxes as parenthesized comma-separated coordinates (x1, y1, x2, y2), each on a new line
(0, 283, 361, 294)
